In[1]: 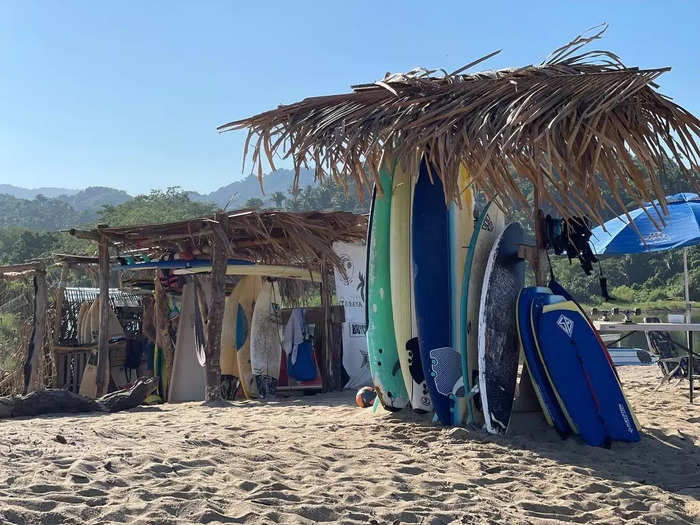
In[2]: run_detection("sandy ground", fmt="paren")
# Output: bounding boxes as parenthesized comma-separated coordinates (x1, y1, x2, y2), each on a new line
(0, 366, 698, 524)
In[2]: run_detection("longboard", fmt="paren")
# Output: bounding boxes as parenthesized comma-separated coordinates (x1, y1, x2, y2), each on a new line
(174, 264, 321, 281)
(389, 162, 431, 412)
(234, 276, 263, 399)
(366, 165, 409, 411)
(412, 159, 453, 424)
(449, 166, 474, 424)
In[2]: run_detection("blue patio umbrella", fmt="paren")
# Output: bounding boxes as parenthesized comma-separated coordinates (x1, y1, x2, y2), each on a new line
(590, 193, 700, 255)
(590, 192, 699, 326)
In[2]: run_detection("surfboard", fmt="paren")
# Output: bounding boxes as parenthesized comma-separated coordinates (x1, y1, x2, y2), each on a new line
(516, 287, 572, 437)
(389, 162, 423, 410)
(412, 159, 453, 424)
(174, 264, 321, 281)
(532, 298, 641, 446)
(449, 166, 474, 425)
(234, 276, 263, 399)
(77, 302, 90, 344)
(250, 280, 283, 383)
(113, 258, 252, 271)
(366, 165, 409, 411)
(220, 292, 240, 378)
(168, 282, 206, 402)
(478, 222, 525, 434)
(461, 201, 505, 424)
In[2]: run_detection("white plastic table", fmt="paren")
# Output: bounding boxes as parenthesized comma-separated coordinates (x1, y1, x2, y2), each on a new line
(594, 321, 700, 403)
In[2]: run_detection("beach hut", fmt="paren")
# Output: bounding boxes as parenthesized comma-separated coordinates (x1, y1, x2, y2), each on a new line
(221, 26, 699, 412)
(68, 209, 367, 401)
(221, 26, 699, 279)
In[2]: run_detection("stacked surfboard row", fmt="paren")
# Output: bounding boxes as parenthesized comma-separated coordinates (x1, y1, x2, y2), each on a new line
(517, 286, 640, 446)
(365, 157, 641, 446)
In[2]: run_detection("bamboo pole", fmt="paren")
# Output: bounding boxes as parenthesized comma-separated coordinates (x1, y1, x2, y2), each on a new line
(95, 235, 111, 397)
(203, 232, 226, 402)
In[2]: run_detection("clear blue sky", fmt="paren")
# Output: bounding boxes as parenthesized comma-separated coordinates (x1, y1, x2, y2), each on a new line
(1, 1, 698, 195)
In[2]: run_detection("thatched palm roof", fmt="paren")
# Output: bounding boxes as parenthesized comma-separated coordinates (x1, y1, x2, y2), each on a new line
(221, 26, 699, 223)
(69, 209, 367, 273)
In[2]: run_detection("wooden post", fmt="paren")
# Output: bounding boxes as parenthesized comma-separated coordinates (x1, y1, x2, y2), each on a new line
(320, 258, 339, 392)
(25, 268, 48, 392)
(684, 248, 694, 403)
(153, 278, 174, 399)
(203, 232, 226, 402)
(96, 234, 111, 397)
(513, 189, 546, 412)
(50, 264, 70, 387)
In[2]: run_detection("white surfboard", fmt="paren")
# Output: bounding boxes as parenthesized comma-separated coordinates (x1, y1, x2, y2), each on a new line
(250, 280, 283, 380)
(168, 282, 206, 402)
(463, 201, 505, 424)
(174, 264, 321, 281)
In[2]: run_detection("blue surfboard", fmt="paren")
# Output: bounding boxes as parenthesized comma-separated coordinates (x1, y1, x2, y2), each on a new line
(114, 258, 252, 271)
(412, 159, 453, 425)
(517, 287, 572, 438)
(532, 298, 641, 446)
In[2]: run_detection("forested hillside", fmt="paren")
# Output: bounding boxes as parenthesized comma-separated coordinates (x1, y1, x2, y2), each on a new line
(0, 161, 697, 306)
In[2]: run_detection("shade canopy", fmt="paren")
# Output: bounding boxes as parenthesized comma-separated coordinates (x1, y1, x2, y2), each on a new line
(222, 26, 700, 223)
(591, 193, 700, 255)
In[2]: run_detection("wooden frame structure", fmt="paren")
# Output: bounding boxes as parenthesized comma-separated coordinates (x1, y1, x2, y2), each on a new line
(0, 262, 47, 394)
(68, 209, 367, 400)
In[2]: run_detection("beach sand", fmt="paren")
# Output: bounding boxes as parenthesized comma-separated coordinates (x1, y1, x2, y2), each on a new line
(0, 366, 698, 524)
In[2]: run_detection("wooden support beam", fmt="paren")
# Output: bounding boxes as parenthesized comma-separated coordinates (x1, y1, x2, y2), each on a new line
(25, 269, 48, 393)
(203, 232, 227, 402)
(513, 192, 546, 413)
(95, 235, 111, 397)
(153, 278, 174, 400)
(67, 228, 102, 241)
(50, 264, 70, 388)
(319, 258, 341, 392)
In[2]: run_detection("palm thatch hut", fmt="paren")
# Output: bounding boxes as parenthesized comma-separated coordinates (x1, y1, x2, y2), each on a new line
(68, 209, 367, 400)
(221, 25, 699, 275)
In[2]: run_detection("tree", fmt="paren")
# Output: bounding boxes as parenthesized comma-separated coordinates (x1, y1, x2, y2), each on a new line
(245, 198, 264, 209)
(98, 187, 217, 226)
(271, 191, 286, 209)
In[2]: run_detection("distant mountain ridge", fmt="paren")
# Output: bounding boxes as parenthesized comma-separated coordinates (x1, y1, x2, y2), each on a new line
(189, 169, 316, 209)
(0, 169, 317, 230)
(0, 184, 80, 200)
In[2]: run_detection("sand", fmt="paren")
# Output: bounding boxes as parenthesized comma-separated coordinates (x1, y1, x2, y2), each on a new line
(0, 366, 698, 524)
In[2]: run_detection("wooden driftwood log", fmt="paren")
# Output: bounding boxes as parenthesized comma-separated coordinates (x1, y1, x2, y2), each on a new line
(0, 377, 158, 419)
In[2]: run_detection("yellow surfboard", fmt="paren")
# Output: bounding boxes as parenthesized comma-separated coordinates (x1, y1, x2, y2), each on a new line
(220, 293, 240, 378)
(232, 276, 263, 399)
(449, 165, 474, 424)
(389, 162, 416, 404)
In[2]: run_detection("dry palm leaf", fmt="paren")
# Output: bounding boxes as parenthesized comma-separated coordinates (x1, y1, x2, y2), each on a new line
(221, 24, 700, 222)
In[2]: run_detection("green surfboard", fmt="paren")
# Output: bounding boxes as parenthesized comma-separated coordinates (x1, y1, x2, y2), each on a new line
(366, 164, 409, 411)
